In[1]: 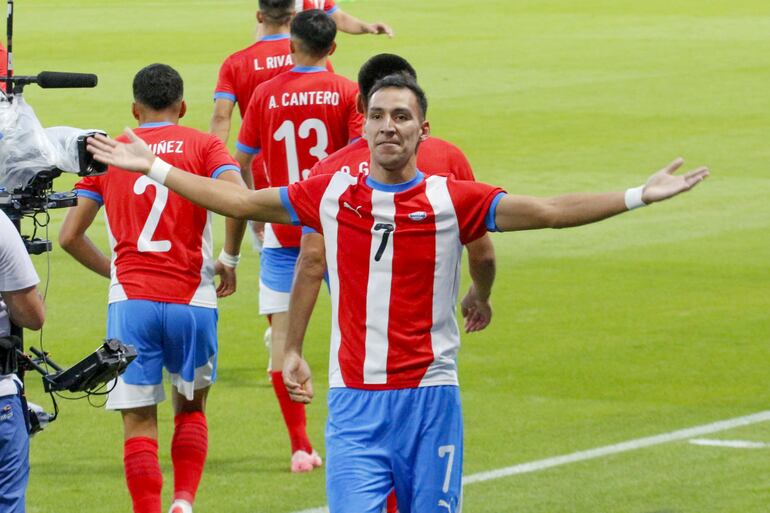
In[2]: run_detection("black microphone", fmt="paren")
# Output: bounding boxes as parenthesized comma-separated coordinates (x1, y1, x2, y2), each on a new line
(36, 71, 98, 89)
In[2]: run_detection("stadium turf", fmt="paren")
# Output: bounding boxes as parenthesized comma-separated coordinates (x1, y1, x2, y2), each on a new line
(7, 0, 769, 511)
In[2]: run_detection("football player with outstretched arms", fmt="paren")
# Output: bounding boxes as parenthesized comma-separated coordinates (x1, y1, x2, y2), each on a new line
(86, 73, 708, 513)
(233, 9, 363, 473)
(286, 54, 497, 400)
(60, 64, 246, 513)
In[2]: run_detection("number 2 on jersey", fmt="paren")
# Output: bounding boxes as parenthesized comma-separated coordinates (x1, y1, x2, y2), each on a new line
(273, 118, 329, 182)
(134, 176, 171, 253)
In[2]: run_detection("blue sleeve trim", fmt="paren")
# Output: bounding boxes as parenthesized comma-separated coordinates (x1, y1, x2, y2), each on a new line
(485, 192, 506, 232)
(214, 92, 236, 102)
(348, 136, 361, 144)
(212, 164, 240, 179)
(76, 189, 104, 206)
(326, 6, 338, 14)
(301, 225, 318, 235)
(235, 141, 261, 155)
(279, 187, 300, 226)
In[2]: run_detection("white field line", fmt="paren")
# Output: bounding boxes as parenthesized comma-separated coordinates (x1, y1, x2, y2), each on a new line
(689, 438, 770, 449)
(291, 410, 770, 513)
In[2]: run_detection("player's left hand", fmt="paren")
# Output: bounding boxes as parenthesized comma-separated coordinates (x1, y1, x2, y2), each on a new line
(214, 260, 237, 297)
(641, 158, 709, 204)
(368, 22, 394, 37)
(461, 285, 492, 333)
(87, 128, 156, 173)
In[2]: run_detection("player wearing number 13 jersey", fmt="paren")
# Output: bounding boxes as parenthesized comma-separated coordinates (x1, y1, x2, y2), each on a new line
(234, 9, 361, 472)
(60, 64, 246, 513)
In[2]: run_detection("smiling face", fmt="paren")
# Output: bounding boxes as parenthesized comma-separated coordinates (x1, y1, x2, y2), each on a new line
(364, 86, 430, 179)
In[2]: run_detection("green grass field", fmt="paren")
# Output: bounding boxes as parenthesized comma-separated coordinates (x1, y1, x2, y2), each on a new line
(6, 0, 770, 511)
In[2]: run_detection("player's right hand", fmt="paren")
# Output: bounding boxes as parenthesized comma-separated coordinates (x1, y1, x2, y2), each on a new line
(283, 351, 314, 404)
(214, 260, 237, 297)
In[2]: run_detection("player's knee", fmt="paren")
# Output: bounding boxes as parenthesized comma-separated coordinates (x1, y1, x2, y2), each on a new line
(297, 248, 326, 280)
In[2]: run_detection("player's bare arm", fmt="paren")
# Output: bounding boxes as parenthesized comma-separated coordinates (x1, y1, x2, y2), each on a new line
(210, 98, 236, 143)
(234, 149, 256, 190)
(59, 196, 111, 279)
(215, 169, 249, 297)
(283, 231, 326, 403)
(462, 235, 496, 333)
(87, 130, 292, 224)
(330, 9, 393, 37)
(494, 158, 709, 232)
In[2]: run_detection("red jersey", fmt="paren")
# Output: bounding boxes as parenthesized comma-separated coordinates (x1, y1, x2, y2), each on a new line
(238, 66, 362, 248)
(309, 136, 476, 180)
(284, 172, 505, 390)
(298, 0, 337, 14)
(76, 123, 239, 308)
(215, 34, 335, 190)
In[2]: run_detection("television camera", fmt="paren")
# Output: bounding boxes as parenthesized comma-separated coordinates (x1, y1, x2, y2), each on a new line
(0, 0, 136, 435)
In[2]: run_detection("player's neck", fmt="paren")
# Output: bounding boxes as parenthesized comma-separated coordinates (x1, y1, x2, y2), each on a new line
(137, 113, 179, 126)
(293, 53, 328, 69)
(369, 161, 418, 185)
(258, 24, 289, 39)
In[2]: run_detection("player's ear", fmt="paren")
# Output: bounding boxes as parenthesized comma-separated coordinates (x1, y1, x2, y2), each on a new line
(289, 39, 296, 54)
(355, 94, 365, 115)
(178, 101, 187, 120)
(419, 120, 430, 141)
(328, 42, 337, 57)
(131, 102, 140, 121)
(256, 11, 264, 24)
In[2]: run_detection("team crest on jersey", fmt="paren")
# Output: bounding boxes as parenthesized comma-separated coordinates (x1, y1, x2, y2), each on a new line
(0, 404, 12, 422)
(408, 211, 428, 221)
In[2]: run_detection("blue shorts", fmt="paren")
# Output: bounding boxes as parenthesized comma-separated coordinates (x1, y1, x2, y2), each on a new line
(326, 386, 463, 513)
(259, 247, 299, 314)
(105, 300, 218, 409)
(0, 389, 29, 513)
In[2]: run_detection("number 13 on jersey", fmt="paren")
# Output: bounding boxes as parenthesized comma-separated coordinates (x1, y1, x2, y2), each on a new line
(273, 118, 329, 182)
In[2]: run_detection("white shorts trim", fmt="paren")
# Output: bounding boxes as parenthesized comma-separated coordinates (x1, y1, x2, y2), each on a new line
(105, 355, 216, 410)
(259, 279, 290, 315)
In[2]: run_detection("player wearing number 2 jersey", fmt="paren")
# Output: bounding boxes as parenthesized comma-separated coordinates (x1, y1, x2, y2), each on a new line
(234, 9, 362, 472)
(60, 64, 246, 513)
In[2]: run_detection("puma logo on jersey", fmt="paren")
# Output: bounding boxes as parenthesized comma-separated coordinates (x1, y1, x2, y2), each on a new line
(408, 211, 428, 221)
(343, 202, 364, 217)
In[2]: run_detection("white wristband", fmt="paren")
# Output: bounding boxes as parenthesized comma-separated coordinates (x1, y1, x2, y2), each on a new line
(624, 185, 646, 210)
(147, 157, 172, 185)
(218, 248, 241, 268)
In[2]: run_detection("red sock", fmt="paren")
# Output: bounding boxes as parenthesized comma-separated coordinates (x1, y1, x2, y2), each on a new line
(271, 371, 312, 454)
(171, 411, 208, 504)
(124, 437, 162, 513)
(386, 489, 399, 513)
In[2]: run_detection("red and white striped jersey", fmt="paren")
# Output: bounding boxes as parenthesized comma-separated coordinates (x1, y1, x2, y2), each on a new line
(285, 171, 505, 389)
(309, 136, 476, 180)
(76, 123, 240, 308)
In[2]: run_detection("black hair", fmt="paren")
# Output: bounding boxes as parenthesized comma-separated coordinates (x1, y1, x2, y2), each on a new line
(367, 73, 428, 118)
(132, 63, 183, 111)
(259, 0, 293, 25)
(357, 54, 417, 100)
(290, 9, 336, 59)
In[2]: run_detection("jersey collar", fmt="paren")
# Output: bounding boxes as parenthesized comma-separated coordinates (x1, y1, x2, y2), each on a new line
(139, 121, 174, 128)
(291, 65, 327, 73)
(259, 33, 290, 42)
(366, 171, 425, 193)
